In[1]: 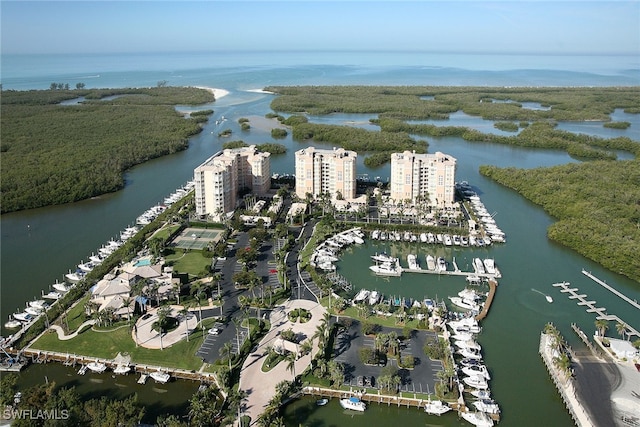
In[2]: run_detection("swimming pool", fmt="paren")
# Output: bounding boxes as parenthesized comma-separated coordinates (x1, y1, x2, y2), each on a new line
(134, 259, 151, 267)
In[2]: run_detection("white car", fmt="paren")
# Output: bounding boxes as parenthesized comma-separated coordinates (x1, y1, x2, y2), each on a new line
(208, 327, 221, 335)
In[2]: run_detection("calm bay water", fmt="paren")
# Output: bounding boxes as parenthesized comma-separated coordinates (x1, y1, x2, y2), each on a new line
(1, 51, 639, 425)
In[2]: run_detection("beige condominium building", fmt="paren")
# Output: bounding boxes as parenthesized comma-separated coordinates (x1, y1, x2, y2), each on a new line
(194, 145, 270, 221)
(295, 147, 357, 200)
(390, 150, 456, 207)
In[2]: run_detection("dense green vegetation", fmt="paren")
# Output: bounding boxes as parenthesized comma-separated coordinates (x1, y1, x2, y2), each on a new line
(494, 121, 520, 132)
(266, 85, 640, 120)
(604, 121, 631, 129)
(291, 122, 426, 154)
(480, 161, 640, 282)
(1, 87, 214, 213)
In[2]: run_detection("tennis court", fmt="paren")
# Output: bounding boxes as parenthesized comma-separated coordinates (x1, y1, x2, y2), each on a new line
(171, 227, 223, 250)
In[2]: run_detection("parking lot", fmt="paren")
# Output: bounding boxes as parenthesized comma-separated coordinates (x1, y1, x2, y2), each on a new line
(333, 320, 443, 395)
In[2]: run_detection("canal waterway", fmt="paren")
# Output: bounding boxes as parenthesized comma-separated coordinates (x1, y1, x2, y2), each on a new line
(2, 53, 640, 425)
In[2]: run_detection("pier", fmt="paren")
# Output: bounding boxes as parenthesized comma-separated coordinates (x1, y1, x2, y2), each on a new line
(581, 269, 640, 311)
(474, 279, 497, 321)
(553, 281, 640, 339)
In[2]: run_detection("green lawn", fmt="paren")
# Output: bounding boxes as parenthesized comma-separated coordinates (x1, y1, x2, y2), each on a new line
(154, 224, 181, 241)
(30, 323, 208, 371)
(165, 249, 211, 276)
(62, 294, 91, 332)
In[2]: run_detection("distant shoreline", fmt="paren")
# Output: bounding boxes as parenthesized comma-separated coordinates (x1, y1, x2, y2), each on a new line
(193, 86, 229, 100)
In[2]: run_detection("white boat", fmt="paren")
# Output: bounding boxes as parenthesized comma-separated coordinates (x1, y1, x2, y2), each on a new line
(425, 255, 436, 271)
(150, 370, 171, 383)
(419, 233, 427, 243)
(449, 297, 479, 311)
(407, 254, 420, 270)
(53, 281, 71, 293)
(546, 295, 553, 303)
(339, 396, 366, 412)
(463, 375, 489, 390)
(354, 289, 370, 303)
(483, 259, 496, 275)
(65, 270, 84, 283)
(316, 398, 329, 406)
(451, 332, 474, 342)
(448, 317, 482, 333)
(25, 307, 42, 316)
(43, 291, 62, 300)
(369, 290, 380, 306)
(87, 361, 107, 373)
(317, 261, 336, 272)
(462, 364, 491, 380)
(461, 236, 469, 246)
(12, 312, 32, 322)
(458, 288, 482, 301)
(460, 410, 494, 427)
(78, 261, 95, 273)
(470, 389, 492, 399)
(474, 258, 486, 274)
(113, 365, 131, 375)
(427, 233, 435, 243)
(370, 262, 401, 277)
(460, 358, 484, 368)
(371, 252, 395, 263)
(466, 275, 482, 285)
(89, 253, 106, 264)
(452, 235, 461, 245)
(472, 398, 500, 414)
(436, 234, 444, 244)
(424, 399, 451, 415)
(436, 257, 447, 272)
(457, 347, 483, 360)
(454, 339, 482, 351)
(443, 234, 453, 246)
(371, 230, 380, 240)
(29, 300, 48, 310)
(5, 316, 22, 329)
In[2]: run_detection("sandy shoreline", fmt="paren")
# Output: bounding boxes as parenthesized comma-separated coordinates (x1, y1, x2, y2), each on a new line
(193, 86, 230, 100)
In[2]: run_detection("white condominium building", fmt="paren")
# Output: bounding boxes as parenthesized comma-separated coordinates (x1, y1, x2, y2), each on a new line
(295, 147, 357, 200)
(194, 145, 270, 221)
(390, 151, 456, 207)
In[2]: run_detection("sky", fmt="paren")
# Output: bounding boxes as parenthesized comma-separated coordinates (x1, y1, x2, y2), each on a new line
(1, 1, 639, 55)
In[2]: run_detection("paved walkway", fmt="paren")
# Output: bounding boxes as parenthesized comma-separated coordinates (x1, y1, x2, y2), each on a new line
(238, 299, 327, 424)
(49, 319, 96, 340)
(132, 305, 198, 349)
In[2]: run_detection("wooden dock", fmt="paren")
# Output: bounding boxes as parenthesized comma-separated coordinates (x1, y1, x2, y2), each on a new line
(475, 279, 498, 321)
(15, 348, 218, 384)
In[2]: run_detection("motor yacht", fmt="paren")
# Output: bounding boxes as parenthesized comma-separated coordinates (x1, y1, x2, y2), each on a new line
(423, 399, 451, 416)
(339, 397, 366, 412)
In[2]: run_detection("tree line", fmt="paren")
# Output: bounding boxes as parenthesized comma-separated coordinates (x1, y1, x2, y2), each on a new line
(1, 87, 214, 213)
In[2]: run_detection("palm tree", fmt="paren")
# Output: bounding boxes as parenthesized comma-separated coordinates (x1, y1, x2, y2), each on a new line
(616, 321, 629, 340)
(179, 305, 190, 342)
(300, 339, 313, 357)
(122, 296, 133, 324)
(219, 341, 234, 370)
(152, 306, 172, 350)
(285, 350, 297, 380)
(595, 319, 609, 337)
(327, 360, 343, 388)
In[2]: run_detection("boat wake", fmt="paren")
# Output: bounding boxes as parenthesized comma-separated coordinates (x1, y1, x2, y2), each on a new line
(531, 288, 553, 303)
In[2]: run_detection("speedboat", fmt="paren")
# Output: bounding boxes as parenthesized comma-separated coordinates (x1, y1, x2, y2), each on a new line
(53, 281, 71, 293)
(87, 361, 107, 373)
(339, 396, 366, 412)
(423, 399, 451, 415)
(407, 254, 420, 270)
(5, 316, 22, 329)
(483, 259, 496, 275)
(472, 398, 500, 414)
(425, 255, 436, 271)
(437, 257, 447, 272)
(451, 332, 474, 342)
(463, 375, 489, 390)
(316, 398, 328, 406)
(474, 258, 486, 274)
(460, 410, 494, 427)
(12, 312, 32, 322)
(462, 364, 491, 380)
(443, 234, 453, 246)
(65, 270, 85, 283)
(78, 261, 95, 273)
(460, 358, 483, 368)
(150, 370, 171, 383)
(25, 306, 42, 316)
(29, 300, 48, 310)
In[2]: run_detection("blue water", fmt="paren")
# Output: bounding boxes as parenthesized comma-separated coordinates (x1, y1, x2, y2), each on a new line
(2, 51, 639, 91)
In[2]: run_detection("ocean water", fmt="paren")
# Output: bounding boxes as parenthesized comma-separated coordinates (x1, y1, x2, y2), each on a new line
(2, 50, 639, 91)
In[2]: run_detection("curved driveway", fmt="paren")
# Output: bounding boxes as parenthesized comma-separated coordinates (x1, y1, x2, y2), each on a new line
(238, 299, 327, 423)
